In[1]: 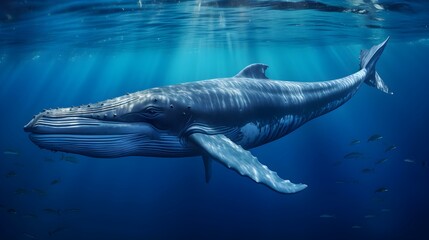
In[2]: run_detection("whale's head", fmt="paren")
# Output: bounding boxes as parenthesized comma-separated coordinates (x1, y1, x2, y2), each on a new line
(23, 90, 193, 158)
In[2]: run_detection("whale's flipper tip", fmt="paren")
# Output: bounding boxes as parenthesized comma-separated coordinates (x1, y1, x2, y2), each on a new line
(280, 181, 307, 194)
(294, 183, 308, 192)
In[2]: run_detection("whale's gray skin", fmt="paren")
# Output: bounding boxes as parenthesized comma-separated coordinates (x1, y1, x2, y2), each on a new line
(24, 38, 390, 194)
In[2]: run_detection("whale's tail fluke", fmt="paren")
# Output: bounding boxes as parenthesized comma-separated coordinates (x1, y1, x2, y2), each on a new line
(360, 37, 392, 94)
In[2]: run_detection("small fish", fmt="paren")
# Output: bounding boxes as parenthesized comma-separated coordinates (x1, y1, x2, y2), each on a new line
(376, 158, 388, 164)
(368, 134, 383, 142)
(335, 180, 359, 184)
(49, 226, 67, 237)
(352, 225, 362, 229)
(381, 208, 391, 212)
(372, 196, 385, 203)
(331, 160, 342, 166)
(3, 150, 19, 155)
(22, 232, 37, 239)
(364, 215, 375, 218)
(64, 158, 79, 164)
(5, 171, 17, 178)
(361, 167, 373, 173)
(22, 213, 38, 219)
(51, 179, 61, 185)
(32, 189, 47, 196)
(375, 187, 388, 193)
(44, 157, 54, 162)
(422, 161, 427, 167)
(61, 154, 79, 164)
(319, 214, 335, 218)
(63, 208, 81, 214)
(384, 145, 397, 152)
(404, 159, 415, 163)
(14, 188, 28, 195)
(14, 162, 24, 167)
(350, 139, 361, 145)
(335, 180, 346, 184)
(344, 152, 363, 159)
(8, 208, 17, 214)
(43, 208, 61, 215)
(361, 168, 374, 173)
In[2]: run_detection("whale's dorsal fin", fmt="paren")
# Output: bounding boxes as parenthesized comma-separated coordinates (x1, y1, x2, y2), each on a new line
(189, 133, 307, 194)
(234, 63, 269, 79)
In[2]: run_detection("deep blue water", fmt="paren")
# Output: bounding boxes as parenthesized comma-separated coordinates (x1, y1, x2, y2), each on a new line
(1, 0, 429, 239)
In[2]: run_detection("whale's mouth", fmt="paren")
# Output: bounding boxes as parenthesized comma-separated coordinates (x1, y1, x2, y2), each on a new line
(24, 116, 155, 135)
(24, 116, 162, 157)
(27, 132, 154, 158)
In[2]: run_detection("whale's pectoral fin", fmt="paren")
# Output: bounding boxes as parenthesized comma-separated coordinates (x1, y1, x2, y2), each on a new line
(189, 133, 307, 194)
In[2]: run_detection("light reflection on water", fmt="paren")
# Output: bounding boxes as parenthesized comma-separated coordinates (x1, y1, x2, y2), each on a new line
(0, 0, 428, 53)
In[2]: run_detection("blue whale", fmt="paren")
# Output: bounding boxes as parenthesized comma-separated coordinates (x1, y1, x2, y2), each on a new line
(24, 38, 390, 194)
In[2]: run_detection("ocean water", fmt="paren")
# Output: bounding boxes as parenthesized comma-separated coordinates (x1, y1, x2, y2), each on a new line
(1, 0, 429, 239)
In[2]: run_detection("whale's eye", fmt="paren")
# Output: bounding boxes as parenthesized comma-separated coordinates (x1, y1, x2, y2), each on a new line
(117, 106, 163, 122)
(141, 106, 162, 119)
